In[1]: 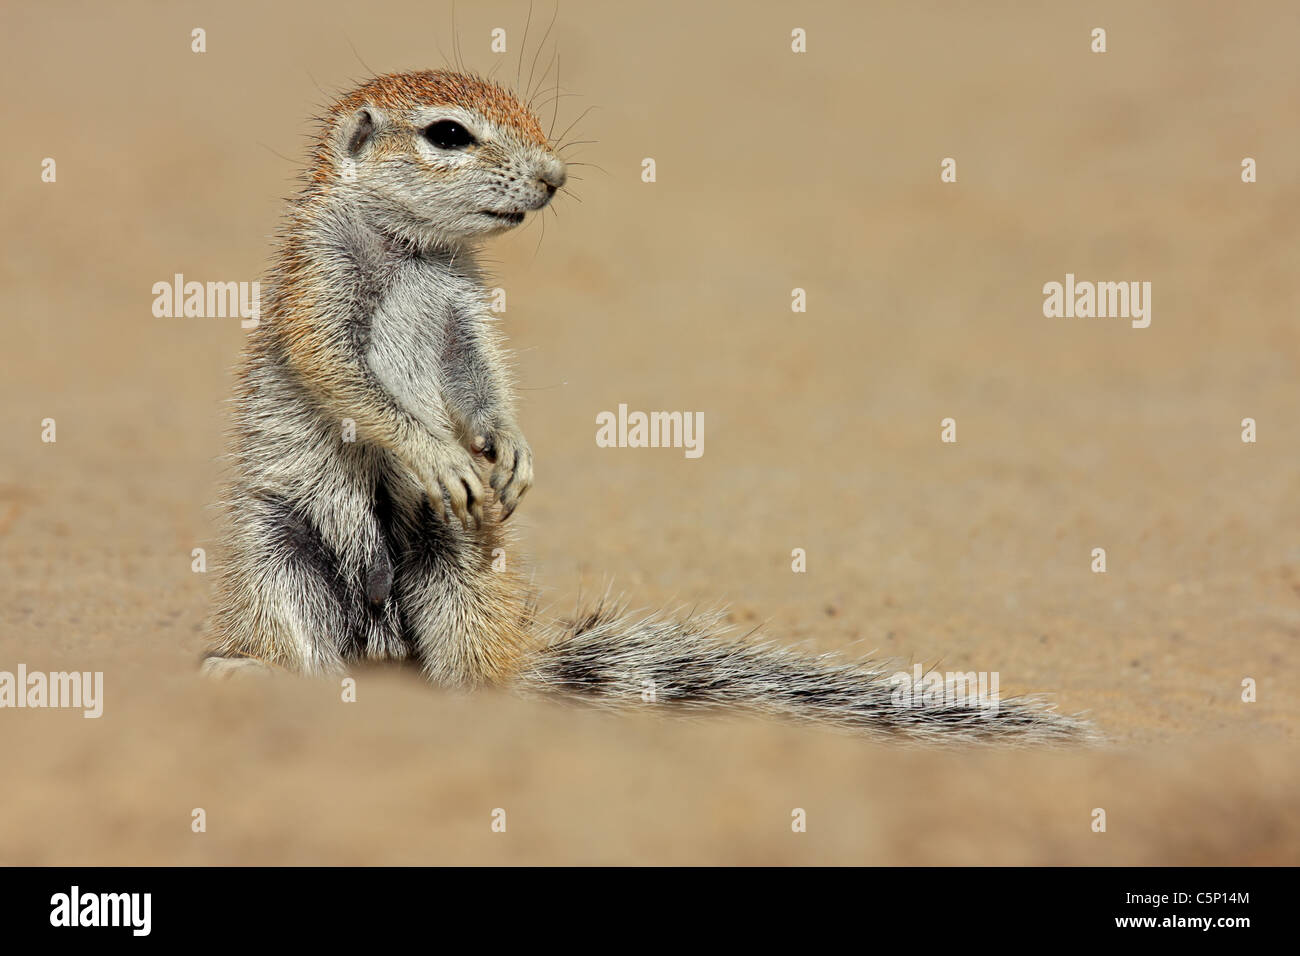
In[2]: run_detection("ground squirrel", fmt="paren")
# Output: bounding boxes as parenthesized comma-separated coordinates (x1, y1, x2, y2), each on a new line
(204, 69, 1093, 744)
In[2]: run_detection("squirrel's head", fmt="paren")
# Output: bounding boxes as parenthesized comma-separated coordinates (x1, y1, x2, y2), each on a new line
(317, 70, 567, 249)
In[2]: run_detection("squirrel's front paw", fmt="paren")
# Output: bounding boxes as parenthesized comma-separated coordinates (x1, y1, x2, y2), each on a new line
(472, 427, 533, 520)
(420, 446, 485, 529)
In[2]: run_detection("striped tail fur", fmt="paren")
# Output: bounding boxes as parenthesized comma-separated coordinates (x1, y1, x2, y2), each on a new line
(517, 601, 1096, 745)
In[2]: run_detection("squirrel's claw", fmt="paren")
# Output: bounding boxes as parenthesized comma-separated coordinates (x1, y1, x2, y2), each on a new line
(421, 448, 485, 531)
(488, 430, 533, 520)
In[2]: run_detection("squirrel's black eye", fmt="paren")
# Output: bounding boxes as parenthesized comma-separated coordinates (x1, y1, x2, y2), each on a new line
(424, 120, 476, 150)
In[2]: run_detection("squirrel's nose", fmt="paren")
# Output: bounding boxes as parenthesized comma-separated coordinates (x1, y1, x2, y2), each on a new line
(538, 158, 566, 191)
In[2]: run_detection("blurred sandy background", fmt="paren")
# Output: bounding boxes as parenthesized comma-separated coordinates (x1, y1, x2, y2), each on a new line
(1, 0, 1297, 864)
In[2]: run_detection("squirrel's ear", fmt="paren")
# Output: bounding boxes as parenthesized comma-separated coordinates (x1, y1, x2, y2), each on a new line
(339, 107, 383, 158)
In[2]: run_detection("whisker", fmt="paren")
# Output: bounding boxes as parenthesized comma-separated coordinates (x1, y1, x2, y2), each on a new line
(550, 54, 562, 139)
(258, 142, 299, 165)
(533, 199, 548, 257)
(555, 106, 599, 147)
(304, 69, 331, 101)
(528, 60, 558, 107)
(561, 163, 604, 178)
(451, 1, 466, 73)
(345, 38, 375, 76)
(434, 33, 456, 73)
(516, 0, 534, 92)
(531, 90, 580, 111)
(526, 2, 560, 101)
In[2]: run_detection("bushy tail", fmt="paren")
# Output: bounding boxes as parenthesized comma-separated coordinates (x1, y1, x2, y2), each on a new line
(517, 602, 1096, 745)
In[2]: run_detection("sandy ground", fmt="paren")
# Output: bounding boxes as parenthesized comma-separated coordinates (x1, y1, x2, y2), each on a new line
(1, 0, 1297, 865)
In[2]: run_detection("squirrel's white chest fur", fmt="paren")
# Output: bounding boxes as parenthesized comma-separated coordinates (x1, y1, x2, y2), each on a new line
(365, 253, 488, 437)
